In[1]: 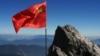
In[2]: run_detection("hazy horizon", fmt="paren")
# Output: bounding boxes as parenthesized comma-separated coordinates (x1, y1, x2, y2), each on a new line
(0, 34, 100, 41)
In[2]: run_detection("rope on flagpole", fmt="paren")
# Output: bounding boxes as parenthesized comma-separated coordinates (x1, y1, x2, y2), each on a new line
(45, 27, 47, 56)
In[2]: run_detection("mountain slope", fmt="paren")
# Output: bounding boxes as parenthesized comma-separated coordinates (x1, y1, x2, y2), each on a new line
(48, 25, 100, 56)
(0, 44, 45, 56)
(0, 44, 27, 56)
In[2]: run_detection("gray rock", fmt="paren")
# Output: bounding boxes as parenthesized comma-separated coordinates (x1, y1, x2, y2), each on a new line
(48, 25, 100, 56)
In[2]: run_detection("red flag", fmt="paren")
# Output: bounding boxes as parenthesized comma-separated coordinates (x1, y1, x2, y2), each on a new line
(12, 1, 46, 33)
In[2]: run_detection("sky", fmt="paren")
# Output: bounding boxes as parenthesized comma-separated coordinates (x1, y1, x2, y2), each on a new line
(0, 0, 100, 37)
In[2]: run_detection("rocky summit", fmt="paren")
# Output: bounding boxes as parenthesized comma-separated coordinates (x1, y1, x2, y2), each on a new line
(48, 25, 100, 56)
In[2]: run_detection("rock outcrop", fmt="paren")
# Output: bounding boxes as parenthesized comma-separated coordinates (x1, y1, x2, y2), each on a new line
(48, 25, 100, 56)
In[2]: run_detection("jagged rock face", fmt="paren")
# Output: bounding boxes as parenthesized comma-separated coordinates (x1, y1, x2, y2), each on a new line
(48, 25, 100, 56)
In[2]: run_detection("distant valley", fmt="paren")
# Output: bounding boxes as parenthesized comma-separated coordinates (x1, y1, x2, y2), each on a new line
(0, 34, 100, 56)
(0, 44, 45, 56)
(0, 34, 54, 56)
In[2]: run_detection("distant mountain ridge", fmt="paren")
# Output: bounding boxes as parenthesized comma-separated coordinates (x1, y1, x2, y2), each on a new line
(0, 34, 100, 46)
(88, 36, 100, 41)
(92, 39, 100, 45)
(0, 44, 45, 56)
(0, 34, 53, 40)
(0, 35, 53, 46)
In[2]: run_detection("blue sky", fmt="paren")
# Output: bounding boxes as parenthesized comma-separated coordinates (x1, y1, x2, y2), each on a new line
(0, 0, 100, 37)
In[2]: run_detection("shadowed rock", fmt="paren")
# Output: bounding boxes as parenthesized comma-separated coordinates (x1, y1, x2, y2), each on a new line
(48, 25, 100, 56)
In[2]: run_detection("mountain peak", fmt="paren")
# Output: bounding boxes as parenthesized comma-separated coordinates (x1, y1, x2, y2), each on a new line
(48, 25, 100, 56)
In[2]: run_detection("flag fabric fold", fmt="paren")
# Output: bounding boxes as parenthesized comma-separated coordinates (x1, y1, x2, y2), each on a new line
(12, 1, 46, 33)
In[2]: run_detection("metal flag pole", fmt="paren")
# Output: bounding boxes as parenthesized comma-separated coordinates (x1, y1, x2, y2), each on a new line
(45, 27, 47, 56)
(44, 0, 47, 56)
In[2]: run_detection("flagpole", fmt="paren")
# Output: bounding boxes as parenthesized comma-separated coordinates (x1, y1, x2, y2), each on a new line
(44, 0, 47, 56)
(45, 27, 47, 56)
